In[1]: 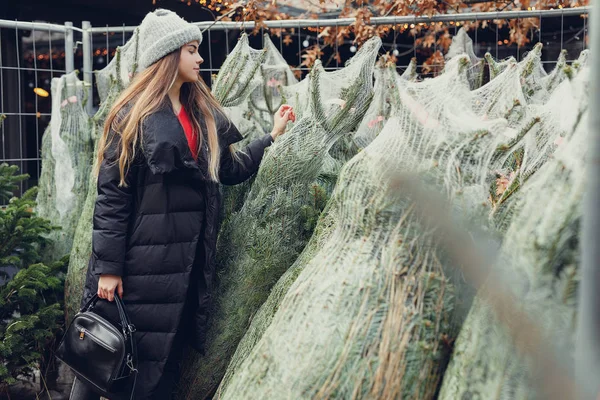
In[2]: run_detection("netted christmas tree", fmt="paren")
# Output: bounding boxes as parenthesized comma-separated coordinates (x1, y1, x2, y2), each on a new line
(481, 49, 585, 234)
(439, 64, 589, 399)
(216, 53, 412, 400)
(572, 48, 590, 73)
(291, 36, 382, 195)
(353, 56, 417, 149)
(318, 55, 416, 196)
(95, 28, 140, 104)
(0, 164, 67, 394)
(281, 36, 381, 136)
(446, 27, 485, 90)
(212, 33, 266, 108)
(243, 34, 299, 136)
(35, 72, 94, 263)
(215, 98, 455, 400)
(220, 34, 298, 219)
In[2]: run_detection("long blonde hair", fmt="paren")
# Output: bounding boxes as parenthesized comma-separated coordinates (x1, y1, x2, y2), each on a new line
(96, 48, 224, 186)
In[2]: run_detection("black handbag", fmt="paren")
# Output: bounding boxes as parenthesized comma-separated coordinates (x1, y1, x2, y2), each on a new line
(56, 293, 138, 399)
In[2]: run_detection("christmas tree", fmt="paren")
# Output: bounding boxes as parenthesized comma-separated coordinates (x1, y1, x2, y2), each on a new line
(35, 71, 94, 263)
(0, 163, 67, 395)
(438, 57, 589, 400)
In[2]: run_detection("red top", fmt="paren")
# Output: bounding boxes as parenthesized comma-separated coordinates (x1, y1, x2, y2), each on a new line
(177, 106, 198, 161)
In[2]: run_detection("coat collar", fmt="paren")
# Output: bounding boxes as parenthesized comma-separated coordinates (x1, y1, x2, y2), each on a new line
(140, 101, 200, 175)
(140, 99, 244, 177)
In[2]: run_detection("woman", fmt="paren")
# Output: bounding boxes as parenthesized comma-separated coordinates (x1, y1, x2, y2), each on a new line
(70, 9, 295, 400)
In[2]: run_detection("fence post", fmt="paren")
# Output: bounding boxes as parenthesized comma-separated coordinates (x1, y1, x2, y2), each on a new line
(577, 6, 600, 400)
(64, 21, 74, 73)
(82, 21, 93, 115)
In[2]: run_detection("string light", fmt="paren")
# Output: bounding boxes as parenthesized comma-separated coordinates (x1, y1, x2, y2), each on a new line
(33, 88, 49, 97)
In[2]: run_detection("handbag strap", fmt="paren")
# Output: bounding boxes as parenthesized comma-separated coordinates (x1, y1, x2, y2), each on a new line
(81, 293, 136, 337)
(128, 332, 138, 400)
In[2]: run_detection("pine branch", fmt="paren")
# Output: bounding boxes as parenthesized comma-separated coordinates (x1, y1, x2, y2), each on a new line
(0, 163, 28, 201)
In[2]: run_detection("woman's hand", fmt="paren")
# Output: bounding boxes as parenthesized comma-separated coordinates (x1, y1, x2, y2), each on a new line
(271, 104, 296, 140)
(98, 274, 123, 302)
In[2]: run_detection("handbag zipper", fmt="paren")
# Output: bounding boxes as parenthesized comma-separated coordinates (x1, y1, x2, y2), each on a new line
(75, 325, 117, 353)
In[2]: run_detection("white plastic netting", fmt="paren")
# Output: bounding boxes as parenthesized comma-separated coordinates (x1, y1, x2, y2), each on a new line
(289, 36, 382, 197)
(36, 72, 93, 262)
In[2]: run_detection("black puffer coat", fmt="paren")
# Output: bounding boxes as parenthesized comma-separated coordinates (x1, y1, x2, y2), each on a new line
(80, 101, 273, 399)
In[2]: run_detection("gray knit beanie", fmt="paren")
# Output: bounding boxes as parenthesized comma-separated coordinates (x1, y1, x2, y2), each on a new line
(138, 8, 203, 70)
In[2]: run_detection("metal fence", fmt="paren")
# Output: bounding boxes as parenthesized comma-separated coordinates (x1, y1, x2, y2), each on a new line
(0, 6, 590, 194)
(0, 21, 80, 194)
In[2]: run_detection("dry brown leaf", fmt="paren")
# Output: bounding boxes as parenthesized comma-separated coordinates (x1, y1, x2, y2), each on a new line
(301, 45, 324, 68)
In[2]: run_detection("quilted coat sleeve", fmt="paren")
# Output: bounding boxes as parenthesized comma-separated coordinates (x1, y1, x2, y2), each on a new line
(218, 118, 274, 186)
(91, 134, 137, 277)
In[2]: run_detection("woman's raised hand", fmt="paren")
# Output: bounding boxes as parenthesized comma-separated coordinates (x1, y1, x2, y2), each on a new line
(98, 274, 123, 302)
(271, 104, 296, 140)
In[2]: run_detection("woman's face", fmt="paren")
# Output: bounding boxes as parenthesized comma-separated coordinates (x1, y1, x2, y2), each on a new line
(178, 40, 204, 83)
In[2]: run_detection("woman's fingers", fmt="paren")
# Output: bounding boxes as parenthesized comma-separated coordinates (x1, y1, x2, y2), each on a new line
(97, 285, 118, 301)
(279, 104, 292, 116)
(117, 280, 124, 299)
